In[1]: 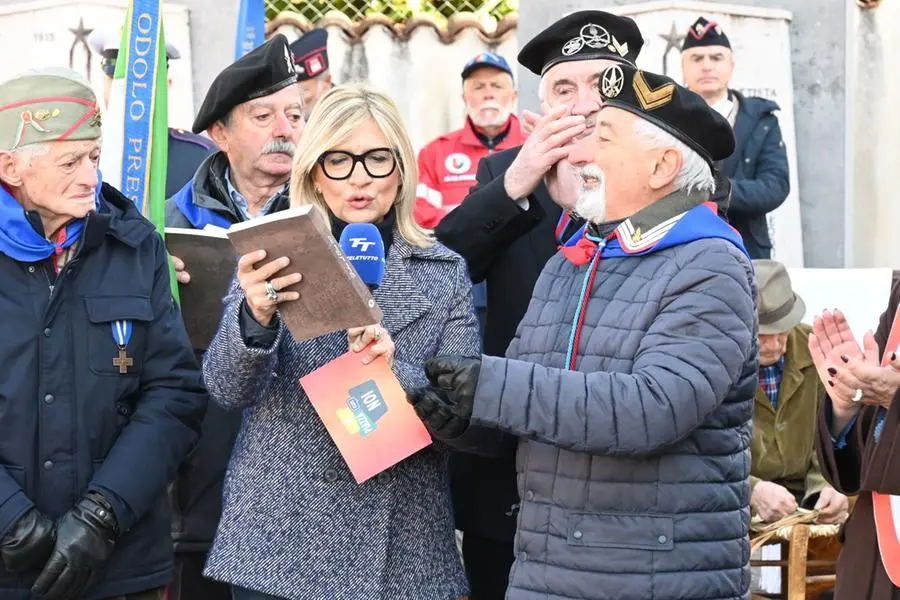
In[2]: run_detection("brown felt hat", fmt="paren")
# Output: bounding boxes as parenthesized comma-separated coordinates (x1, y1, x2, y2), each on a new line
(754, 259, 806, 335)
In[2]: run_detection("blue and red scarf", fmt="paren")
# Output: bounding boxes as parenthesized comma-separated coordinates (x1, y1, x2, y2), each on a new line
(560, 202, 749, 370)
(0, 172, 101, 263)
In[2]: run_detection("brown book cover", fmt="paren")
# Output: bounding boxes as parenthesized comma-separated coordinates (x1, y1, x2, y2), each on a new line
(165, 227, 237, 350)
(225, 205, 383, 342)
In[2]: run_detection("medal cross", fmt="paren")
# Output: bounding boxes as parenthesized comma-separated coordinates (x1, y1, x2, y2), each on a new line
(113, 348, 133, 374)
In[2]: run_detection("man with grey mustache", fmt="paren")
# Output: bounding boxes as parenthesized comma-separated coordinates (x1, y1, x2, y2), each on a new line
(163, 34, 304, 600)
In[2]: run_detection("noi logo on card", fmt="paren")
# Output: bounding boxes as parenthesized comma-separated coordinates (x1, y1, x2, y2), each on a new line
(336, 379, 388, 437)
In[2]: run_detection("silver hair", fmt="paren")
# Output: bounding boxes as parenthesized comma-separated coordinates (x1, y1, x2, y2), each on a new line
(10, 142, 52, 163)
(632, 119, 715, 195)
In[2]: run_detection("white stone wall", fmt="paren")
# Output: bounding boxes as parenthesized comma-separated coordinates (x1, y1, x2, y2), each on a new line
(0, 0, 197, 130)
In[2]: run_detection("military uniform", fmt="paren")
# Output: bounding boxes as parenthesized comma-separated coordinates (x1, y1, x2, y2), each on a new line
(289, 28, 334, 119)
(682, 18, 790, 258)
(0, 68, 207, 600)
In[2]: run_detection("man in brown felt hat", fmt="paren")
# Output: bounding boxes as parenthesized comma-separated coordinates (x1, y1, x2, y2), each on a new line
(751, 259, 849, 526)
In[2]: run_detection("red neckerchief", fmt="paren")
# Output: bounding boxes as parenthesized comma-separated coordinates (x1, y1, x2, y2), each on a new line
(51, 226, 67, 274)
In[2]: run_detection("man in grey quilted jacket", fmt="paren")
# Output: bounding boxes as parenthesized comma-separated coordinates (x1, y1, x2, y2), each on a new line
(410, 63, 759, 600)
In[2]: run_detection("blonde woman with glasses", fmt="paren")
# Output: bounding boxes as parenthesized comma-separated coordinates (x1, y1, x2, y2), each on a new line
(200, 84, 479, 600)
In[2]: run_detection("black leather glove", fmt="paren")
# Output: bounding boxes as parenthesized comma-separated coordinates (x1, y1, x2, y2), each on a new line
(32, 492, 118, 600)
(0, 508, 55, 573)
(424, 356, 481, 406)
(409, 386, 472, 439)
(408, 356, 481, 439)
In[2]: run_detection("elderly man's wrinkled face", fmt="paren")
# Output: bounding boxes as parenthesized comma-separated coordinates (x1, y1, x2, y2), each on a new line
(568, 107, 650, 223)
(209, 83, 304, 183)
(681, 46, 734, 100)
(541, 58, 619, 139)
(3, 140, 100, 223)
(463, 67, 517, 130)
(759, 332, 790, 367)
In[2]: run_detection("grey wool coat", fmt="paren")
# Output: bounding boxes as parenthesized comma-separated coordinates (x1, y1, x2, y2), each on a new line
(201, 234, 478, 600)
(465, 196, 759, 600)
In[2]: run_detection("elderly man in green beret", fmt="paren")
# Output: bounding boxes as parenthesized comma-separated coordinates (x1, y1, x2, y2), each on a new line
(0, 67, 206, 600)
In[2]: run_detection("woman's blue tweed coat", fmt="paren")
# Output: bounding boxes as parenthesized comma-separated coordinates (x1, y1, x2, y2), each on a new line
(201, 234, 479, 600)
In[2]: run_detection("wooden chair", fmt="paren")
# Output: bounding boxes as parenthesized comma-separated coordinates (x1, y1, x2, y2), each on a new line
(750, 523, 840, 600)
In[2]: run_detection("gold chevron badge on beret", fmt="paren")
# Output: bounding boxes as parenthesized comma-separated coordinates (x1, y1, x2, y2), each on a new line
(633, 71, 675, 111)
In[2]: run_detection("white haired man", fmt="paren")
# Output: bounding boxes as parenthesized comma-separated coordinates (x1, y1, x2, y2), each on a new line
(0, 68, 206, 600)
(411, 64, 758, 599)
(432, 12, 644, 598)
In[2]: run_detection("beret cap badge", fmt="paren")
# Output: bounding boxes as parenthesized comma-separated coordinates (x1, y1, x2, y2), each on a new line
(633, 71, 675, 111)
(596, 63, 735, 165)
(562, 23, 630, 60)
(600, 65, 624, 99)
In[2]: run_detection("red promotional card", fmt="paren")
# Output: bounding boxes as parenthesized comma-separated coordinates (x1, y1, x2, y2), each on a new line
(299, 351, 433, 484)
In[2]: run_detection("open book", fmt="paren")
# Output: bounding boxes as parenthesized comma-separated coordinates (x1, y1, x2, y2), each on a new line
(225, 205, 383, 341)
(165, 226, 236, 350)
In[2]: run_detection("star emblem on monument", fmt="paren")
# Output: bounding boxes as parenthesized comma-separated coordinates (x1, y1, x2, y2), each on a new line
(68, 17, 94, 75)
(69, 18, 93, 47)
(658, 22, 684, 75)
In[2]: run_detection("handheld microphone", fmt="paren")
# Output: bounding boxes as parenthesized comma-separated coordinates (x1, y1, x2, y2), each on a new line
(339, 223, 386, 290)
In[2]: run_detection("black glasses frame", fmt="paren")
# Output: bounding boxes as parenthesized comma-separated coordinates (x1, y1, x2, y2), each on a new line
(316, 147, 400, 180)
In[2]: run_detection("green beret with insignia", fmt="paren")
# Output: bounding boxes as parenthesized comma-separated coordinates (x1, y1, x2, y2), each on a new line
(0, 67, 101, 152)
(597, 63, 735, 165)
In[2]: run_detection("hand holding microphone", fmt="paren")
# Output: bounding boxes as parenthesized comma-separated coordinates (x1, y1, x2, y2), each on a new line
(340, 223, 394, 365)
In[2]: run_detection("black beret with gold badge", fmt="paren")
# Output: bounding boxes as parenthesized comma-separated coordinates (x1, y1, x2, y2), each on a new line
(0, 67, 101, 151)
(192, 34, 299, 133)
(518, 10, 644, 76)
(597, 63, 735, 164)
(681, 17, 731, 51)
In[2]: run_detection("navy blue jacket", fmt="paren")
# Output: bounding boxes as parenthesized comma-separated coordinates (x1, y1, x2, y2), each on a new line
(0, 184, 207, 599)
(723, 91, 790, 259)
(166, 128, 217, 199)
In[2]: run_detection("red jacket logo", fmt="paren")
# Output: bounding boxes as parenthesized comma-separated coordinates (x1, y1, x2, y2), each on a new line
(444, 153, 472, 175)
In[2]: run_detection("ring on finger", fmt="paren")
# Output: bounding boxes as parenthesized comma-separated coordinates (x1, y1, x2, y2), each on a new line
(853, 388, 863, 402)
(374, 326, 382, 341)
(265, 280, 278, 303)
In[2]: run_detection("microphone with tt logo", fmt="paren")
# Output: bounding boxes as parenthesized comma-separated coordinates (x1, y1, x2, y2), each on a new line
(339, 223, 386, 291)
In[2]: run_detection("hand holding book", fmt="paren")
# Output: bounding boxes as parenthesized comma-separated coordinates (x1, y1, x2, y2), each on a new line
(236, 250, 303, 327)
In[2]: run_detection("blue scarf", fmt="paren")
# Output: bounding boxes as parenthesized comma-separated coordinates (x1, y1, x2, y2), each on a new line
(0, 173, 101, 263)
(591, 201, 749, 259)
(563, 203, 749, 369)
(171, 180, 233, 230)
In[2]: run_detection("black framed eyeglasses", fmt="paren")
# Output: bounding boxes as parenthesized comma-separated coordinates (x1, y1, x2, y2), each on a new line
(317, 147, 399, 180)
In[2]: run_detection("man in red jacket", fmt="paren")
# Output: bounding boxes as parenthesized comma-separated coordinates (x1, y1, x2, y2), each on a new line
(415, 52, 528, 229)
